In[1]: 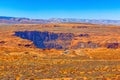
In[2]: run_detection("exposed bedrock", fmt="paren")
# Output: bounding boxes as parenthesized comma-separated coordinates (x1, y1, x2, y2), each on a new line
(71, 41, 99, 49)
(14, 31, 120, 49)
(106, 43, 120, 49)
(14, 31, 75, 49)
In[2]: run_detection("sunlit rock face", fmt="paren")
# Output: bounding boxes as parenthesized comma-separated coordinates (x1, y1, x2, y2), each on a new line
(14, 31, 100, 49)
(71, 41, 99, 49)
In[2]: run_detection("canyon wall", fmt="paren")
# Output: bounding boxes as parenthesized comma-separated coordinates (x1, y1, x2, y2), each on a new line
(14, 31, 120, 49)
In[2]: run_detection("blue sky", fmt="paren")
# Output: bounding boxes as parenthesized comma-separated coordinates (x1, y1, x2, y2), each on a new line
(0, 0, 120, 19)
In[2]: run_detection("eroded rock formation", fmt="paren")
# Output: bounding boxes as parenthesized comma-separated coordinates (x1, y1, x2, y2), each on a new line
(14, 31, 101, 49)
(15, 31, 120, 49)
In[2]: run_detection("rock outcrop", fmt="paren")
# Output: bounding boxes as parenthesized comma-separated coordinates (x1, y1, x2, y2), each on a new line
(14, 31, 100, 49)
(15, 31, 120, 49)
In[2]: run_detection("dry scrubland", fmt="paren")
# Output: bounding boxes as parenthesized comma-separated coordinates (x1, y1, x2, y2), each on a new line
(0, 23, 120, 79)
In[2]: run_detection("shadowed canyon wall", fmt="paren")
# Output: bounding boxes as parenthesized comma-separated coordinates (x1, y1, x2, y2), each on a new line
(14, 31, 120, 49)
(14, 31, 100, 49)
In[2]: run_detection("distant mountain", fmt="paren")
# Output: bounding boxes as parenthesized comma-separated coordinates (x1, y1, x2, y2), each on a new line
(49, 18, 120, 25)
(0, 16, 49, 24)
(0, 16, 120, 25)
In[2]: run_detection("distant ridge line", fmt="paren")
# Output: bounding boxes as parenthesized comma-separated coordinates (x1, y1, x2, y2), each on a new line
(0, 16, 120, 25)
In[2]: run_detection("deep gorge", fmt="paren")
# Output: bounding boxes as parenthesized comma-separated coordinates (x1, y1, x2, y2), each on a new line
(14, 31, 119, 49)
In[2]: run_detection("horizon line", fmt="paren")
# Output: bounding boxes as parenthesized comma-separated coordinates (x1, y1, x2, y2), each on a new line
(0, 16, 120, 21)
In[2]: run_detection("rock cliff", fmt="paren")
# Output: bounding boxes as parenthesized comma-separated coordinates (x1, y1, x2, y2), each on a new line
(14, 31, 100, 49)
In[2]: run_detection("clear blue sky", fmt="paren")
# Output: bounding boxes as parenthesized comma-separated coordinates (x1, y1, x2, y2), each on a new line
(0, 0, 120, 20)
